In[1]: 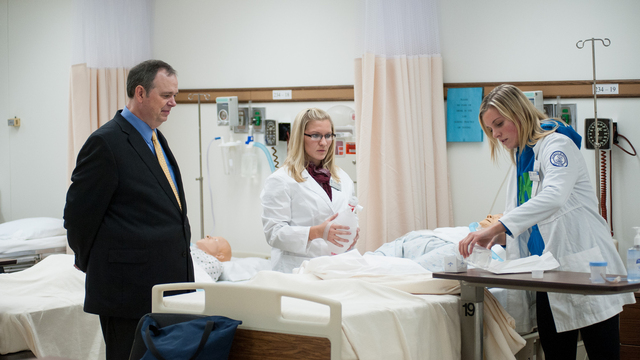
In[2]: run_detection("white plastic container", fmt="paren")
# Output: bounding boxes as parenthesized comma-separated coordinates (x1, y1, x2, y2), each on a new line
(444, 254, 467, 273)
(240, 145, 258, 178)
(532, 270, 544, 279)
(627, 227, 640, 282)
(326, 197, 359, 255)
(589, 261, 607, 283)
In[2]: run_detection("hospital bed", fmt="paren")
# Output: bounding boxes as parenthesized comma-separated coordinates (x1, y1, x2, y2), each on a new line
(0, 217, 68, 273)
(149, 281, 342, 360)
(1, 232, 525, 360)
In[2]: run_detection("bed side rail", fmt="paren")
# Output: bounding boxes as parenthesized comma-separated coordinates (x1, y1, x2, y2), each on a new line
(152, 282, 342, 360)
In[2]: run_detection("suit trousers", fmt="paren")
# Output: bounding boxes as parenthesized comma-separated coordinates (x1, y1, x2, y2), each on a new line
(99, 315, 141, 360)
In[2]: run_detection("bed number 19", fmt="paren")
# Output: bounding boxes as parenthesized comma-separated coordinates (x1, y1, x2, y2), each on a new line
(463, 302, 475, 317)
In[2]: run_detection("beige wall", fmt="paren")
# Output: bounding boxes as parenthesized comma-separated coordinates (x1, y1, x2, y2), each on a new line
(0, 0, 72, 222)
(0, 0, 9, 223)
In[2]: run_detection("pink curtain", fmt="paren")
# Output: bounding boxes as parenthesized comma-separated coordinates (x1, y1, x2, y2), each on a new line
(354, 54, 452, 252)
(353, 0, 451, 252)
(67, 64, 129, 181)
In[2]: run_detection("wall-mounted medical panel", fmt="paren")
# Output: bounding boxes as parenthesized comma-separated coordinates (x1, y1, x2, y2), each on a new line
(233, 107, 266, 133)
(216, 96, 238, 126)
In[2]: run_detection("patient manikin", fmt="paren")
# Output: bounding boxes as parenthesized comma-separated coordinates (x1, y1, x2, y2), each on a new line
(369, 214, 503, 272)
(190, 235, 232, 281)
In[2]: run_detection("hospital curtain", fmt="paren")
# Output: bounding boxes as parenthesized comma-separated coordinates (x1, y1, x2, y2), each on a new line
(67, 0, 152, 254)
(67, 0, 152, 180)
(67, 65, 129, 175)
(354, 0, 452, 252)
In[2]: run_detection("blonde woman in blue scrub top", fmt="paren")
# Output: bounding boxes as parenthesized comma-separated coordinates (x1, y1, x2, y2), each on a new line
(458, 84, 634, 360)
(260, 108, 357, 273)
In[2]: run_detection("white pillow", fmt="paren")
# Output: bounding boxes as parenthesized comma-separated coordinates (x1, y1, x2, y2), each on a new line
(220, 257, 272, 282)
(0, 217, 66, 241)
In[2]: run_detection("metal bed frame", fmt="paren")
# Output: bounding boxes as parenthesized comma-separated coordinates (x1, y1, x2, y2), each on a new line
(0, 246, 67, 273)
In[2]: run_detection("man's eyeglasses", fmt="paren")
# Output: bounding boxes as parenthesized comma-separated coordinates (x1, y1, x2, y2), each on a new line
(304, 133, 336, 141)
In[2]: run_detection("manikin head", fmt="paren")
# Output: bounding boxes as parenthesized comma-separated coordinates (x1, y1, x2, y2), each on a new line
(196, 235, 232, 262)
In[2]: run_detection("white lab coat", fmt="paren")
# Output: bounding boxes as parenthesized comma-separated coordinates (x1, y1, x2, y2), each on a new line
(260, 166, 355, 273)
(500, 133, 635, 332)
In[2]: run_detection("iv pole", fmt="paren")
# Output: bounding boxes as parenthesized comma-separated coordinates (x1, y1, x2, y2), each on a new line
(576, 37, 610, 214)
(188, 93, 211, 239)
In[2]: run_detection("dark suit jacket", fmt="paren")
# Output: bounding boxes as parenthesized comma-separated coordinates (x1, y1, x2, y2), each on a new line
(64, 110, 194, 319)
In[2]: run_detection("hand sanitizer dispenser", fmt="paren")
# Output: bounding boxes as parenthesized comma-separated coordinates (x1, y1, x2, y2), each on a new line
(627, 227, 640, 282)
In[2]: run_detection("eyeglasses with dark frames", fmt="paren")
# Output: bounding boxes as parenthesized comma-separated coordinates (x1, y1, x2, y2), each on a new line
(304, 133, 336, 141)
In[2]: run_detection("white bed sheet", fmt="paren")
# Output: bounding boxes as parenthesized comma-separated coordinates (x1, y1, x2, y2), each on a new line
(0, 235, 67, 254)
(294, 251, 526, 360)
(0, 254, 104, 359)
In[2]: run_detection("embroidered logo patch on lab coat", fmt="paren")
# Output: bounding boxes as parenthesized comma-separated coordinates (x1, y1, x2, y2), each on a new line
(550, 151, 568, 167)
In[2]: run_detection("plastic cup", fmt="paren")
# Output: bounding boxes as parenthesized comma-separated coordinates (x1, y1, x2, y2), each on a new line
(467, 244, 492, 269)
(589, 261, 607, 283)
(532, 270, 544, 279)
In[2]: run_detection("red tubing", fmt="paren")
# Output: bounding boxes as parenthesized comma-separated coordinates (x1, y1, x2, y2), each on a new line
(600, 150, 608, 222)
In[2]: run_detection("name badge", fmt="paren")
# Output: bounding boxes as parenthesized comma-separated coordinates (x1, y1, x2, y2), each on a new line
(529, 171, 540, 182)
(330, 179, 342, 191)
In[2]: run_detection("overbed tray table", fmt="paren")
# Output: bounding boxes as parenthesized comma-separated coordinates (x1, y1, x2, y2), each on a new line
(433, 269, 640, 360)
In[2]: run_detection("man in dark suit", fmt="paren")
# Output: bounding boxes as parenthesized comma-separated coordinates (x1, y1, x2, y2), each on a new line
(64, 60, 194, 360)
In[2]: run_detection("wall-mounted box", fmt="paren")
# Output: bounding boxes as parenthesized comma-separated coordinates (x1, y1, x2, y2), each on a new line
(7, 117, 21, 127)
(216, 96, 238, 126)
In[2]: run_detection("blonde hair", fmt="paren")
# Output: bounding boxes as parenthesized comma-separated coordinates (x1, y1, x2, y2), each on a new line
(479, 84, 562, 164)
(283, 108, 340, 183)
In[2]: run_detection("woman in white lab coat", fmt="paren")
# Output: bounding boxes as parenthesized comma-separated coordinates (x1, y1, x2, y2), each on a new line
(458, 84, 634, 360)
(260, 108, 357, 273)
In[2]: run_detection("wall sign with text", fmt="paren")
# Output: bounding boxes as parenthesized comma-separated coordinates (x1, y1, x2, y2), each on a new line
(446, 87, 484, 142)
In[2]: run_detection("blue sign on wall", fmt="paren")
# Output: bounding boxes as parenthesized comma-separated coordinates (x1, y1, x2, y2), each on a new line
(446, 87, 484, 142)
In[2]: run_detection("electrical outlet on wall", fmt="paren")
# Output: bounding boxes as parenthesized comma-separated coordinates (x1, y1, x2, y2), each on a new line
(7, 117, 21, 127)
